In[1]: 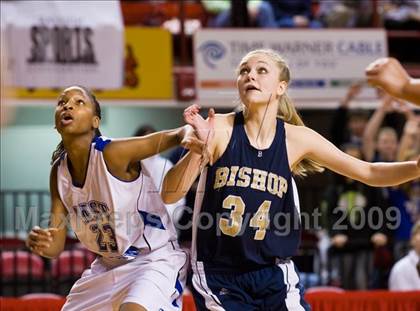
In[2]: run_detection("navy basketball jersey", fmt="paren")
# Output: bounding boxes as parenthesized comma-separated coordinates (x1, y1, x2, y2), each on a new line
(192, 112, 301, 273)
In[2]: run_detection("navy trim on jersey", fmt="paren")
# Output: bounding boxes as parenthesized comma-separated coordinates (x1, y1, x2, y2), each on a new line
(94, 136, 112, 151)
(138, 211, 166, 230)
(123, 245, 141, 258)
(293, 261, 311, 310)
(171, 273, 184, 307)
(97, 135, 142, 182)
(142, 233, 152, 252)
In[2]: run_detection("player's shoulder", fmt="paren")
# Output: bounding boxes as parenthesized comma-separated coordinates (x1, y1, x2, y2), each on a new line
(50, 156, 63, 177)
(211, 112, 236, 160)
(212, 112, 235, 139)
(93, 136, 113, 152)
(214, 112, 235, 127)
(284, 122, 311, 140)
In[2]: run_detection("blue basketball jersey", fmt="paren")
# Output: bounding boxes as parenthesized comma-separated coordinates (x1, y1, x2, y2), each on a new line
(192, 112, 301, 273)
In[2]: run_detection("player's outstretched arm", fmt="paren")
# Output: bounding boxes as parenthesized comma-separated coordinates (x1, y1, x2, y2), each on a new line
(103, 126, 187, 169)
(366, 57, 420, 105)
(161, 105, 216, 204)
(26, 163, 67, 258)
(287, 124, 420, 187)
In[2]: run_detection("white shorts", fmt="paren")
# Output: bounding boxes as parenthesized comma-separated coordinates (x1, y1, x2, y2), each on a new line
(61, 242, 188, 311)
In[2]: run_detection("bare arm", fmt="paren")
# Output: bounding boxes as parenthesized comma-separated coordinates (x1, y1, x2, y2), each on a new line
(330, 83, 362, 146)
(362, 99, 390, 161)
(162, 106, 217, 204)
(398, 115, 419, 161)
(366, 57, 420, 105)
(402, 80, 420, 105)
(26, 163, 67, 258)
(288, 125, 420, 187)
(162, 151, 203, 204)
(103, 126, 186, 172)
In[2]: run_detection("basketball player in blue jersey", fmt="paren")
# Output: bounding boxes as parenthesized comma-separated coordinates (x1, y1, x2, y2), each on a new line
(25, 86, 205, 311)
(162, 49, 420, 310)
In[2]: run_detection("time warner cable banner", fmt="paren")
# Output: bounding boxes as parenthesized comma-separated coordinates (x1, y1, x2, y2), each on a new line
(1, 1, 124, 89)
(194, 29, 387, 101)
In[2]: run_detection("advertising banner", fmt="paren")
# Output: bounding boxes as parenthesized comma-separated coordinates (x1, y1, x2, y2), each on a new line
(2, 1, 124, 89)
(194, 29, 387, 101)
(14, 28, 173, 99)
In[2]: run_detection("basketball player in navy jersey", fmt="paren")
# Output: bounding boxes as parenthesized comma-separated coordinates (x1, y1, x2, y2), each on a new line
(162, 49, 420, 310)
(25, 86, 205, 311)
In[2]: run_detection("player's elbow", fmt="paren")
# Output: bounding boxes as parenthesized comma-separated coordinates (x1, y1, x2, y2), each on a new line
(42, 246, 64, 259)
(359, 163, 380, 186)
(362, 163, 397, 187)
(161, 189, 183, 205)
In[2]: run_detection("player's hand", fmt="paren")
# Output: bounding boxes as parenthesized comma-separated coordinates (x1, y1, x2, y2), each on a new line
(26, 226, 59, 256)
(366, 57, 410, 99)
(371, 233, 388, 247)
(331, 234, 348, 248)
(183, 104, 215, 163)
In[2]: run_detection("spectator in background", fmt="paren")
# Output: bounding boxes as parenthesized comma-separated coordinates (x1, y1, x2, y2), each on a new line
(264, 0, 322, 28)
(389, 221, 420, 290)
(330, 83, 369, 148)
(318, 0, 373, 28)
(202, 0, 277, 28)
(134, 125, 186, 225)
(392, 114, 420, 260)
(362, 93, 402, 163)
(381, 0, 420, 30)
(322, 143, 391, 289)
(397, 113, 420, 163)
(362, 99, 419, 260)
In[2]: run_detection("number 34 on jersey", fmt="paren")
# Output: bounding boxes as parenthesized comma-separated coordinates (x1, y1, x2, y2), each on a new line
(219, 195, 271, 241)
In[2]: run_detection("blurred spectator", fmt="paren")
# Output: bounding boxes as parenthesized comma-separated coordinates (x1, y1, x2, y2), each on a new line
(381, 0, 420, 30)
(330, 83, 369, 148)
(389, 221, 420, 290)
(322, 143, 391, 289)
(202, 0, 277, 28)
(264, 0, 322, 28)
(362, 94, 402, 163)
(390, 157, 420, 261)
(134, 125, 186, 224)
(318, 0, 373, 28)
(397, 111, 420, 162)
(362, 99, 419, 260)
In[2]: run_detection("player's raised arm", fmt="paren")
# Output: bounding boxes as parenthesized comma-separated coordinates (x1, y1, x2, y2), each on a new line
(161, 105, 216, 204)
(287, 124, 420, 187)
(26, 163, 68, 258)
